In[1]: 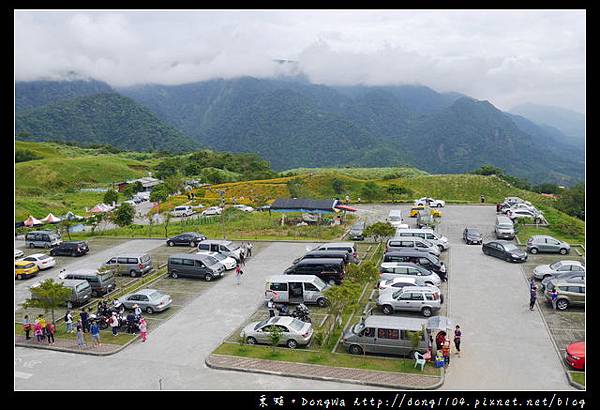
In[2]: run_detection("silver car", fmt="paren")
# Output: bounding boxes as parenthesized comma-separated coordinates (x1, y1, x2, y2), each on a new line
(541, 271, 585, 291)
(526, 235, 571, 255)
(380, 262, 442, 286)
(118, 288, 172, 314)
(532, 260, 585, 280)
(386, 237, 441, 257)
(376, 286, 443, 317)
(241, 316, 313, 349)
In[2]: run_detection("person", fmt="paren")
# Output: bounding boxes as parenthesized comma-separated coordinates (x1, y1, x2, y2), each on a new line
(246, 242, 253, 258)
(36, 314, 46, 330)
(529, 285, 537, 311)
(480, 194, 485, 203)
(65, 310, 74, 333)
(550, 288, 559, 311)
(267, 298, 275, 318)
(345, 195, 350, 205)
(435, 331, 446, 350)
(133, 304, 142, 319)
(239, 250, 245, 267)
(109, 312, 119, 336)
(442, 336, 451, 367)
(33, 321, 44, 343)
(23, 315, 32, 340)
(496, 203, 501, 213)
(235, 263, 243, 285)
(80, 308, 89, 333)
(138, 317, 148, 342)
(45, 322, 56, 345)
(90, 320, 101, 347)
(126, 312, 137, 334)
(76, 322, 86, 349)
(530, 277, 536, 291)
(357, 197, 361, 203)
(453, 325, 462, 356)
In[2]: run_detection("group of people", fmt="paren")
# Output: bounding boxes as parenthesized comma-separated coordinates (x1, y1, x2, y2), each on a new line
(429, 325, 462, 368)
(235, 242, 253, 285)
(23, 314, 55, 345)
(529, 278, 558, 311)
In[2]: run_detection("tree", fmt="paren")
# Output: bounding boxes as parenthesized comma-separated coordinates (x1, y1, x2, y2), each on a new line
(150, 185, 169, 203)
(268, 325, 283, 353)
(287, 177, 305, 198)
(58, 219, 73, 241)
(532, 183, 561, 195)
(103, 189, 119, 205)
(332, 178, 345, 195)
(163, 211, 172, 238)
(471, 164, 504, 176)
(360, 182, 382, 201)
(323, 281, 362, 329)
(164, 174, 184, 195)
(112, 203, 135, 227)
(386, 184, 412, 202)
(556, 182, 584, 220)
(407, 325, 426, 351)
(345, 261, 379, 285)
(364, 222, 396, 243)
(22, 279, 72, 323)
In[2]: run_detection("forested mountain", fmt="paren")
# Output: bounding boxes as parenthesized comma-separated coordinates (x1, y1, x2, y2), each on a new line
(15, 79, 113, 111)
(15, 92, 199, 153)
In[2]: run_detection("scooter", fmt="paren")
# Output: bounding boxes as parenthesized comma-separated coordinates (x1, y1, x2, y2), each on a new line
(274, 303, 312, 323)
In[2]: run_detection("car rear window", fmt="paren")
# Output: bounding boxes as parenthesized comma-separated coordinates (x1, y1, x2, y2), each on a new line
(288, 318, 305, 332)
(147, 291, 163, 299)
(76, 282, 90, 292)
(141, 255, 151, 264)
(38, 255, 51, 260)
(99, 271, 114, 281)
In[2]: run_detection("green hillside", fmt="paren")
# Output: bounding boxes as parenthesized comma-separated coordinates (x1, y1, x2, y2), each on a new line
(280, 167, 428, 180)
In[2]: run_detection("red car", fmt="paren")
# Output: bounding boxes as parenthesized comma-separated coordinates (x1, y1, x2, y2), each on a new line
(565, 341, 585, 370)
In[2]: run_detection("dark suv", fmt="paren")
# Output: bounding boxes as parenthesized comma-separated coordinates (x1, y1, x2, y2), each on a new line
(49, 241, 89, 257)
(166, 232, 207, 247)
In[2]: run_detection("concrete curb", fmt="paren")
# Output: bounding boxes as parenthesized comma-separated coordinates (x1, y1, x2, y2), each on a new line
(15, 334, 139, 356)
(566, 371, 585, 390)
(205, 354, 444, 390)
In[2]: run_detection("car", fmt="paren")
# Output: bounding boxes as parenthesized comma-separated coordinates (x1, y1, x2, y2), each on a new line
(49, 241, 89, 257)
(565, 341, 585, 370)
(394, 228, 449, 251)
(482, 240, 528, 262)
(505, 202, 538, 213)
(202, 206, 223, 216)
(14, 249, 24, 259)
(409, 206, 425, 218)
(257, 205, 271, 212)
(197, 251, 237, 270)
(231, 204, 254, 212)
(19, 253, 56, 270)
(532, 260, 585, 280)
(197, 239, 244, 261)
(241, 316, 313, 349)
(507, 209, 542, 221)
(504, 196, 526, 206)
(15, 260, 39, 280)
(378, 278, 441, 299)
(415, 197, 445, 208)
(103, 253, 154, 277)
(387, 210, 408, 229)
(417, 213, 438, 228)
(170, 206, 195, 217)
(541, 271, 585, 291)
(379, 262, 442, 286)
(544, 280, 585, 310)
(386, 237, 441, 257)
(463, 228, 483, 245)
(118, 289, 172, 314)
(348, 221, 366, 240)
(376, 286, 443, 317)
(526, 235, 570, 255)
(382, 251, 447, 281)
(166, 232, 207, 247)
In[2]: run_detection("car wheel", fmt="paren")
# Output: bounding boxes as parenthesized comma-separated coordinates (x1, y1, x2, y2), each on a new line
(28, 243, 33, 248)
(130, 270, 137, 278)
(543, 274, 551, 280)
(71, 252, 76, 257)
(317, 297, 328, 307)
(44, 243, 50, 249)
(49, 250, 54, 256)
(557, 299, 569, 310)
(529, 248, 538, 254)
(17, 274, 23, 280)
(382, 305, 394, 315)
(146, 307, 154, 314)
(559, 248, 568, 255)
(438, 245, 444, 252)
(349, 344, 363, 355)
(505, 255, 512, 262)
(205, 273, 213, 281)
(168, 241, 174, 247)
(190, 241, 196, 248)
(286, 339, 298, 349)
(422, 307, 432, 317)
(246, 337, 257, 345)
(171, 272, 179, 279)
(482, 248, 489, 255)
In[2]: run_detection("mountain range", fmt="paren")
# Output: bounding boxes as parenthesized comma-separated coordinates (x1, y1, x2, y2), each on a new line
(14, 76, 584, 184)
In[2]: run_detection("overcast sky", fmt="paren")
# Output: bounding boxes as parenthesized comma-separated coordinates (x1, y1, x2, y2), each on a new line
(14, 10, 585, 113)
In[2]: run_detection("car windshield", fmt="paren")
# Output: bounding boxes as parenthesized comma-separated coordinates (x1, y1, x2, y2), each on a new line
(289, 318, 305, 332)
(468, 229, 481, 236)
(352, 322, 365, 335)
(503, 243, 519, 252)
(389, 216, 402, 222)
(38, 255, 51, 260)
(203, 256, 219, 265)
(255, 319, 269, 330)
(549, 261, 563, 270)
(313, 277, 327, 290)
(229, 243, 240, 251)
(384, 279, 395, 285)
(99, 271, 114, 281)
(212, 253, 225, 261)
(392, 289, 403, 298)
(147, 291, 163, 299)
(76, 283, 90, 291)
(498, 224, 513, 229)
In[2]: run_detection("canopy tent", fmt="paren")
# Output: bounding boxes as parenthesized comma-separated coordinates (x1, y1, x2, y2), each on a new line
(270, 198, 339, 215)
(335, 204, 357, 212)
(426, 316, 453, 331)
(89, 203, 114, 213)
(24, 215, 43, 227)
(41, 213, 62, 224)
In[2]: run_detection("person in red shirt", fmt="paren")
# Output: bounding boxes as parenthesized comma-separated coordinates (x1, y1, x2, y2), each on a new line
(45, 322, 56, 345)
(442, 336, 451, 367)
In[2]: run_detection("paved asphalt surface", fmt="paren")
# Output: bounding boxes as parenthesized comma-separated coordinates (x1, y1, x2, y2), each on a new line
(14, 204, 574, 390)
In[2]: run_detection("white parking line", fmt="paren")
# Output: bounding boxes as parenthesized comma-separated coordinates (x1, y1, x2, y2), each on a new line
(14, 371, 33, 379)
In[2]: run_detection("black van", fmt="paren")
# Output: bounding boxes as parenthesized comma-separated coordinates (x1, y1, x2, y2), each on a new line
(293, 250, 352, 265)
(284, 258, 345, 285)
(167, 253, 225, 281)
(383, 250, 447, 280)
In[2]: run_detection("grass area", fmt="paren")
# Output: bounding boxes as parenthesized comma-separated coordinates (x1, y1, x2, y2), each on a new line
(213, 343, 441, 376)
(515, 204, 585, 245)
(570, 371, 585, 386)
(14, 322, 136, 346)
(281, 167, 428, 180)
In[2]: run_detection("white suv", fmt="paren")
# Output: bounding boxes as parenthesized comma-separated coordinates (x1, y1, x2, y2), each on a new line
(415, 197, 445, 208)
(171, 206, 194, 217)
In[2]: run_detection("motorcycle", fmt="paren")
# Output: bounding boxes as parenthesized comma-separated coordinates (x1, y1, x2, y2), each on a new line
(274, 303, 312, 323)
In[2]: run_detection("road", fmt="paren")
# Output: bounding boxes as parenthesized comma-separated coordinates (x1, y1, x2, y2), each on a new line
(15, 241, 380, 390)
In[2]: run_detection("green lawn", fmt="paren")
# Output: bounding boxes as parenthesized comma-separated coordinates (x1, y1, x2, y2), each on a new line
(213, 343, 441, 376)
(570, 371, 585, 386)
(14, 322, 136, 346)
(515, 204, 585, 245)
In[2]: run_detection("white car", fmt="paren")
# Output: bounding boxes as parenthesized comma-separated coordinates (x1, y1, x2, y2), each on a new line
(504, 202, 538, 213)
(232, 204, 254, 212)
(507, 208, 542, 221)
(202, 206, 223, 216)
(171, 205, 195, 217)
(415, 197, 445, 208)
(19, 253, 56, 270)
(15, 249, 24, 259)
(378, 277, 440, 296)
(197, 251, 237, 270)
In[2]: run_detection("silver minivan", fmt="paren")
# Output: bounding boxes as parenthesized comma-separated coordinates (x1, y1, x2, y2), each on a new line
(264, 275, 330, 307)
(60, 268, 117, 297)
(495, 215, 515, 239)
(25, 231, 62, 249)
(379, 262, 442, 286)
(342, 315, 432, 357)
(377, 285, 443, 316)
(394, 229, 449, 251)
(103, 253, 153, 277)
(168, 253, 225, 281)
(197, 240, 243, 261)
(386, 238, 441, 257)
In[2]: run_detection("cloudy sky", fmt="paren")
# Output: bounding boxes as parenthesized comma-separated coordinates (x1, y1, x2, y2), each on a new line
(14, 10, 585, 113)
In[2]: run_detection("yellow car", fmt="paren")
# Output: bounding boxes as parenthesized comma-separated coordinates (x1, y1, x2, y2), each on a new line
(15, 260, 39, 280)
(409, 206, 425, 217)
(409, 206, 442, 218)
(430, 208, 442, 218)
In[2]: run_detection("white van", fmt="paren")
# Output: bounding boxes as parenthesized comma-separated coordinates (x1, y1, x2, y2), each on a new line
(387, 209, 409, 229)
(265, 275, 330, 307)
(394, 228, 449, 251)
(171, 206, 194, 217)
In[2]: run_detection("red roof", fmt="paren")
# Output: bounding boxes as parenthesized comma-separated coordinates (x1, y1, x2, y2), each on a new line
(335, 205, 357, 212)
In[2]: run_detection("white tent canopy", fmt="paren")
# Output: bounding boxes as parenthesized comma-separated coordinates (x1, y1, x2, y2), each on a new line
(41, 213, 62, 223)
(24, 215, 43, 227)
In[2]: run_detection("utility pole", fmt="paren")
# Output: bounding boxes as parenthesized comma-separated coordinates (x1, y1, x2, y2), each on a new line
(217, 190, 225, 239)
